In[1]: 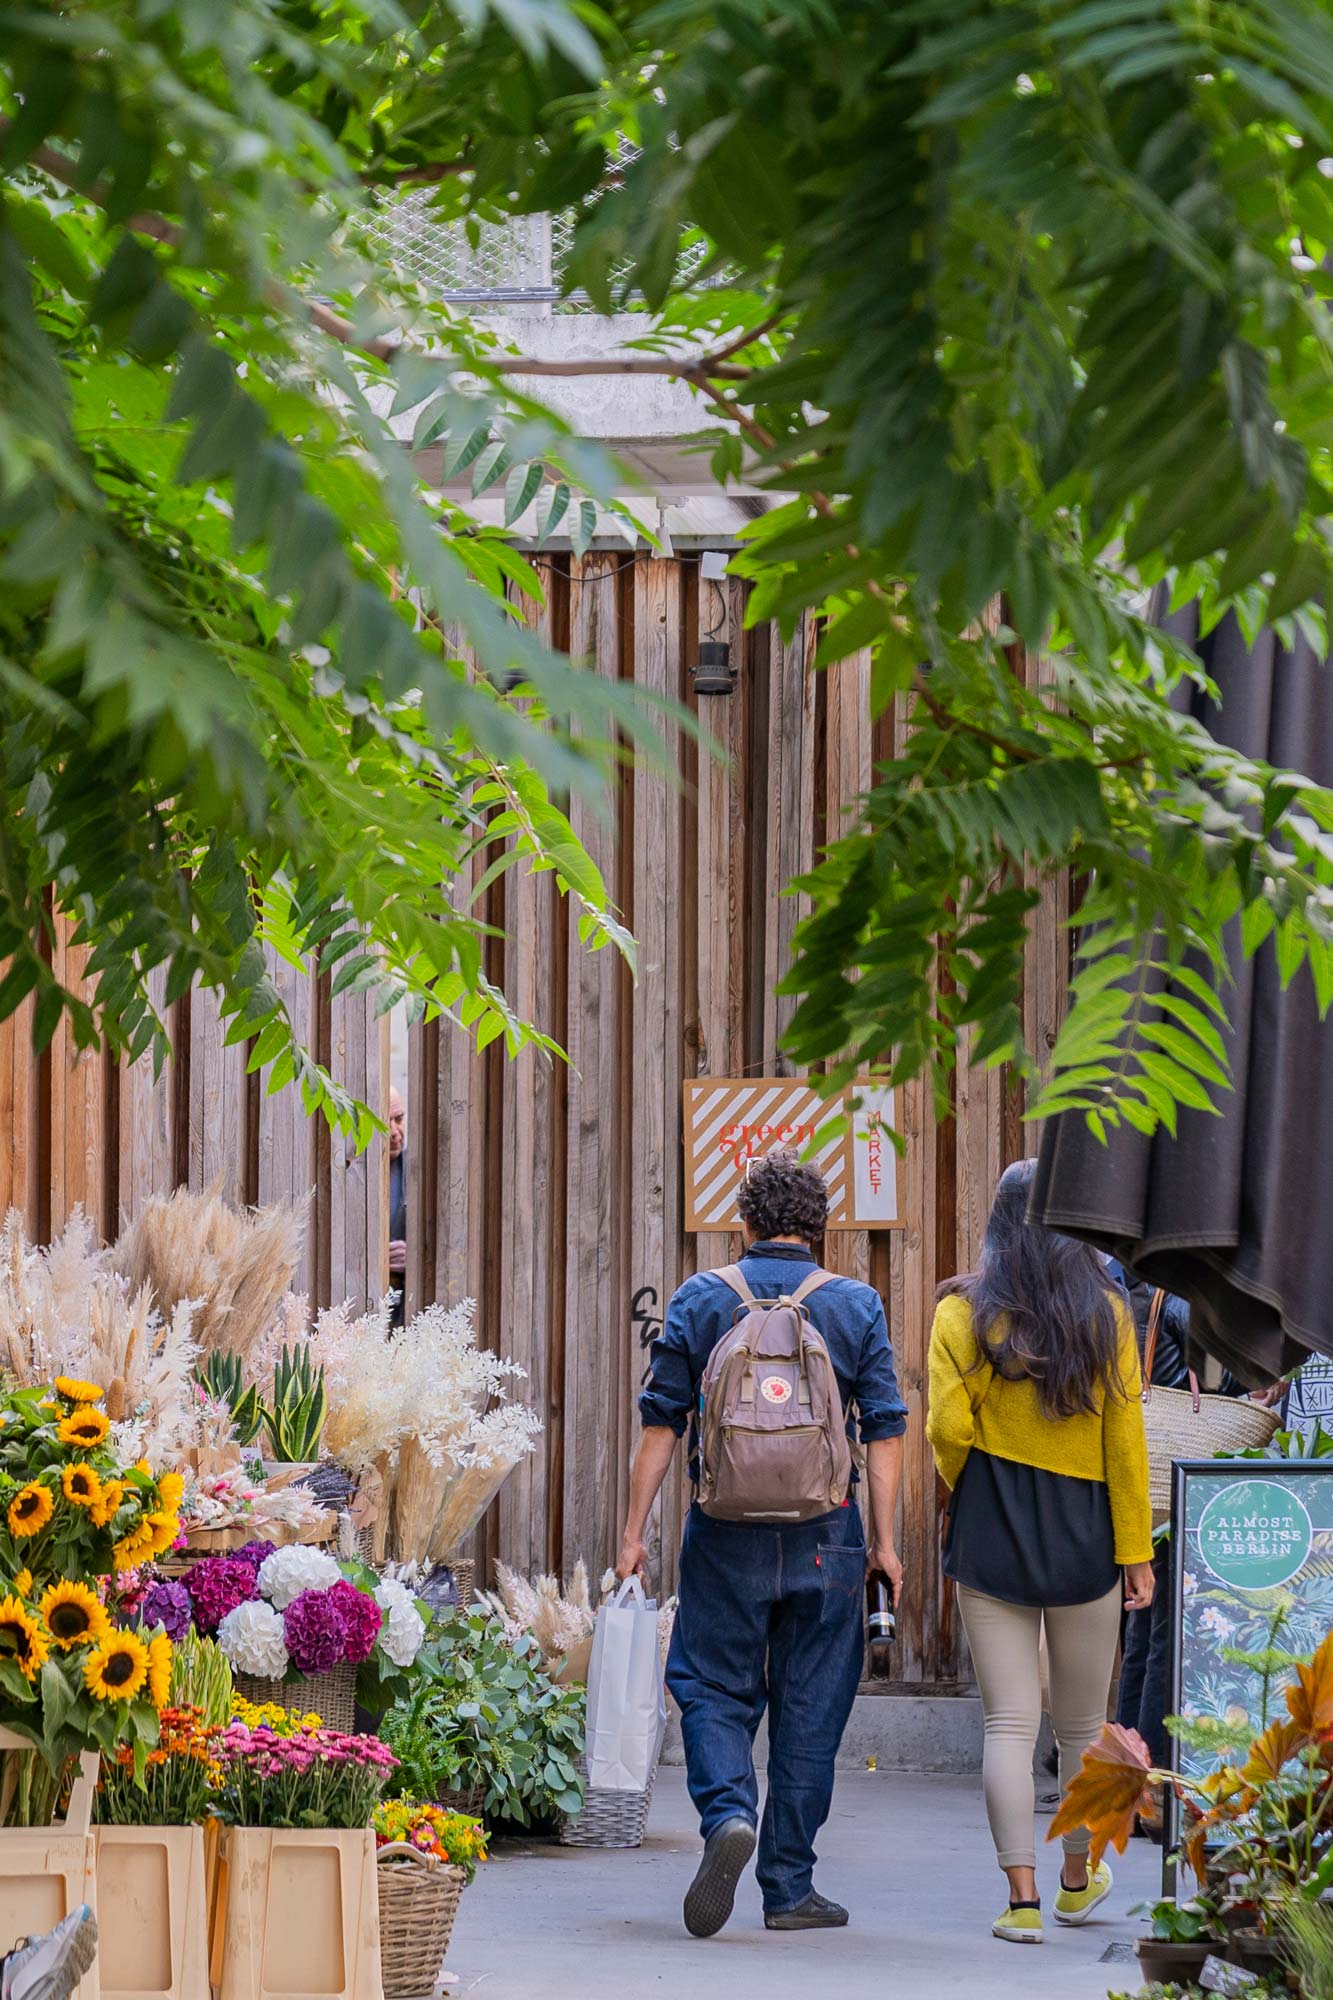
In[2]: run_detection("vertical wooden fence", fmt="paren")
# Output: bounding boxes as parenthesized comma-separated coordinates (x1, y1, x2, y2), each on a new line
(0, 551, 1065, 1691)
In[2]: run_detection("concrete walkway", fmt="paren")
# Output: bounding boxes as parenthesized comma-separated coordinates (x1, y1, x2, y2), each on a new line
(448, 1768, 1158, 1999)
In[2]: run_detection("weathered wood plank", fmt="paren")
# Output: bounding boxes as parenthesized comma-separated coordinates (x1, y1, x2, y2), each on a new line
(561, 553, 625, 1579)
(821, 649, 874, 1285)
(629, 557, 688, 1587)
(256, 954, 317, 1296)
(117, 965, 177, 1229)
(762, 611, 817, 1066)
(0, 995, 40, 1236)
(49, 920, 110, 1239)
(496, 578, 558, 1580)
(187, 985, 248, 1208)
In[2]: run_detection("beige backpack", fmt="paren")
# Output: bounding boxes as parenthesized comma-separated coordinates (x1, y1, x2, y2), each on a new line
(697, 1267, 852, 1522)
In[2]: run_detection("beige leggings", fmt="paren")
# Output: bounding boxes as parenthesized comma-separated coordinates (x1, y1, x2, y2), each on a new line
(957, 1581, 1122, 1872)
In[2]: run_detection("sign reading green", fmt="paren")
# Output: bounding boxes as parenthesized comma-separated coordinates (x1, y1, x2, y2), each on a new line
(1196, 1478, 1314, 1592)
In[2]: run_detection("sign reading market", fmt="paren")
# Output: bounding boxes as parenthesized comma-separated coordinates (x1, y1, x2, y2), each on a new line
(682, 1078, 902, 1232)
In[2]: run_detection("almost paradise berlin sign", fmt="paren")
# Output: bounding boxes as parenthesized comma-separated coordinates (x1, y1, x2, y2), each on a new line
(681, 1078, 903, 1232)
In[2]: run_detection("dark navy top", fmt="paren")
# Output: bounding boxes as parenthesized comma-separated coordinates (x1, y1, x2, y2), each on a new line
(639, 1240, 909, 1482)
(943, 1450, 1119, 1608)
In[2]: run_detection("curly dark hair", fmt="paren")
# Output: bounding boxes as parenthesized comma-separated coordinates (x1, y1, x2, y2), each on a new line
(736, 1150, 829, 1243)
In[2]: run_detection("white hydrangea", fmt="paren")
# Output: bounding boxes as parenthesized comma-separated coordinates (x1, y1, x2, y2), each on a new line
(256, 1544, 343, 1611)
(218, 1599, 290, 1680)
(374, 1580, 425, 1668)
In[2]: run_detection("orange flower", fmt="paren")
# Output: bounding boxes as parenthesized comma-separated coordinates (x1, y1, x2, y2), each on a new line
(91, 1480, 125, 1530)
(1243, 1717, 1308, 1785)
(57, 1408, 109, 1450)
(158, 1472, 185, 1513)
(1047, 1723, 1156, 1868)
(1287, 1629, 1333, 1738)
(61, 1463, 102, 1510)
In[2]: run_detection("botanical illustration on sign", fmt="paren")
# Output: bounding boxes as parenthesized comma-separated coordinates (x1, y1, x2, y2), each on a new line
(1177, 1470, 1333, 1785)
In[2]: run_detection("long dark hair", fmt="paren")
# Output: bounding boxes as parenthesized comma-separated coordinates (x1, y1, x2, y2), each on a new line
(942, 1158, 1125, 1420)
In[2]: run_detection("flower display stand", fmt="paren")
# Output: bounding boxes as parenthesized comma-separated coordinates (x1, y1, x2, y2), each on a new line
(95, 1823, 210, 2000)
(0, 1735, 99, 2000)
(210, 1826, 384, 2000)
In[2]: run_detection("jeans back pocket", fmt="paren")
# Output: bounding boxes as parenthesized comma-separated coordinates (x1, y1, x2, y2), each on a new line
(816, 1542, 866, 1629)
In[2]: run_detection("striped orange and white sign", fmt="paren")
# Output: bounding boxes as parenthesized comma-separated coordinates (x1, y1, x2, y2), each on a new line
(682, 1079, 901, 1232)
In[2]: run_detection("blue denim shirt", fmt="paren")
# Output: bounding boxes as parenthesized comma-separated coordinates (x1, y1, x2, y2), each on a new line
(639, 1241, 909, 1479)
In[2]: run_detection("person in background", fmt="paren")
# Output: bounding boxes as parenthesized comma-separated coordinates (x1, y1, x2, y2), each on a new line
(2, 1905, 98, 2000)
(616, 1151, 908, 1939)
(388, 1085, 407, 1328)
(928, 1159, 1154, 1947)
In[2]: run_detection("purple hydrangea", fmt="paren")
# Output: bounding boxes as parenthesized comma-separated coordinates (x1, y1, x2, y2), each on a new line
(186, 1557, 260, 1635)
(233, 1540, 274, 1571)
(326, 1580, 383, 1665)
(283, 1588, 350, 1675)
(139, 1578, 192, 1643)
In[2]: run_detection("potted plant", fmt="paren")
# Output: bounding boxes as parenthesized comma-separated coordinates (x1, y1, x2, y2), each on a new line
(1054, 1624, 1333, 1978)
(380, 1612, 584, 1829)
(93, 1705, 220, 2000)
(210, 1719, 398, 2000)
(373, 1797, 487, 2000)
(1133, 1898, 1225, 1985)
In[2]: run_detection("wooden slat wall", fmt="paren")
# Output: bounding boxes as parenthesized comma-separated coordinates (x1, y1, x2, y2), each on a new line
(0, 556, 1068, 1689)
(0, 921, 387, 1313)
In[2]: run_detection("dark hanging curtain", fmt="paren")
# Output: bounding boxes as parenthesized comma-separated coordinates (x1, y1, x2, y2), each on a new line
(1029, 603, 1333, 1385)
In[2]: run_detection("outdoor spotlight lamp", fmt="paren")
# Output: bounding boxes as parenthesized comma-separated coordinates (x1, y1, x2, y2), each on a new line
(692, 550, 737, 696)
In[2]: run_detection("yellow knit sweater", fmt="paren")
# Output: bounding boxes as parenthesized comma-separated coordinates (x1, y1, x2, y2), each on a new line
(927, 1292, 1154, 1568)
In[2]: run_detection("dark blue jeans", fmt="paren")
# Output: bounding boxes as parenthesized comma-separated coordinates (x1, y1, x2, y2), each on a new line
(1115, 1541, 1172, 1767)
(666, 1501, 866, 1913)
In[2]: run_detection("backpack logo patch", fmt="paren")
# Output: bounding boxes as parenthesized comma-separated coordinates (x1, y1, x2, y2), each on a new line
(760, 1374, 793, 1406)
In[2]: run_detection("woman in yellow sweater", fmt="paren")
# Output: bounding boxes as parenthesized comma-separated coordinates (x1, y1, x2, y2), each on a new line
(927, 1158, 1154, 1947)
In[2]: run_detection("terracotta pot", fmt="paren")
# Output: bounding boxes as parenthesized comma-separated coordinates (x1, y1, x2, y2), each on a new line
(95, 1824, 210, 2000)
(1136, 1937, 1213, 1985)
(211, 1825, 384, 2000)
(0, 1737, 99, 2000)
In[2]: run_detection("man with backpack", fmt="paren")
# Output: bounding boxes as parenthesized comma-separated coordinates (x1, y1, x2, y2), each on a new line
(615, 1150, 908, 1938)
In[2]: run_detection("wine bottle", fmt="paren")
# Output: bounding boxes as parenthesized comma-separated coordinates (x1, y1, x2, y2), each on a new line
(866, 1574, 895, 1680)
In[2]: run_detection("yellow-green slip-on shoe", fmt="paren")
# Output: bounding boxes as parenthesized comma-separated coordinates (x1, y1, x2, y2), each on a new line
(1053, 1859, 1113, 1925)
(992, 1904, 1043, 1943)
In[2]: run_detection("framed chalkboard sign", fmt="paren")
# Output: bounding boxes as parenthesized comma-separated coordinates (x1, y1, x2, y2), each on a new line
(1167, 1459, 1333, 1872)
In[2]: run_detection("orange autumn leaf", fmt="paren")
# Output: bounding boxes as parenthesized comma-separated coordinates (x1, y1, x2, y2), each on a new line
(1286, 1629, 1333, 1738)
(1243, 1717, 1308, 1784)
(1047, 1723, 1156, 1867)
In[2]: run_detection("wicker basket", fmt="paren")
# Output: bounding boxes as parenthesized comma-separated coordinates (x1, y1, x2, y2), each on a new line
(377, 1846, 466, 2000)
(1142, 1293, 1280, 1515)
(448, 1558, 475, 1608)
(435, 1779, 487, 1818)
(559, 1758, 657, 1850)
(234, 1658, 358, 1733)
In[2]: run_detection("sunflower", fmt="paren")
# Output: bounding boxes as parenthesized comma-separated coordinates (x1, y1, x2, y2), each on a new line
(90, 1479, 125, 1530)
(57, 1408, 109, 1451)
(134, 1459, 152, 1479)
(54, 1376, 104, 1405)
(0, 1593, 49, 1681)
(39, 1580, 109, 1652)
(12, 1570, 30, 1599)
(158, 1471, 185, 1513)
(147, 1630, 172, 1709)
(143, 1511, 181, 1558)
(85, 1630, 149, 1703)
(60, 1463, 103, 1511)
(7, 1483, 53, 1537)
(112, 1523, 155, 1572)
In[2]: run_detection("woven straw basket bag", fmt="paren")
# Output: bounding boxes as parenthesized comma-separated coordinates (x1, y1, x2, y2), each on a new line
(1141, 1290, 1280, 1516)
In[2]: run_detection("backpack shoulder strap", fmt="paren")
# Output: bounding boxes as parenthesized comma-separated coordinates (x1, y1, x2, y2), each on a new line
(791, 1268, 838, 1307)
(710, 1264, 756, 1305)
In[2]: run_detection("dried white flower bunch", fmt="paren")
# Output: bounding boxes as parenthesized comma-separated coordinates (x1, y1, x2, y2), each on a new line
(480, 1560, 596, 1660)
(0, 1207, 201, 1460)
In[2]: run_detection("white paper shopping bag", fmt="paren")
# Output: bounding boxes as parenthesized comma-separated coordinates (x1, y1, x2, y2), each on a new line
(584, 1575, 667, 1791)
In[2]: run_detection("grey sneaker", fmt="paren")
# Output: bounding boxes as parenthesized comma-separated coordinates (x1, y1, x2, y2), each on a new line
(683, 1818, 757, 1938)
(4, 1906, 98, 2000)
